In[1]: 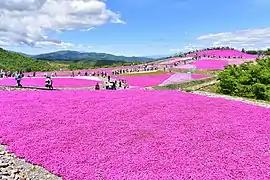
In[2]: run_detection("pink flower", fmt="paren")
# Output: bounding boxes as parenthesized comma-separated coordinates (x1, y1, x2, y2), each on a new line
(0, 90, 269, 180)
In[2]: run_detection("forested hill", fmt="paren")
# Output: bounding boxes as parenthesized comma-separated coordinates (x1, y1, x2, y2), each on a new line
(32, 51, 153, 62)
(0, 48, 54, 72)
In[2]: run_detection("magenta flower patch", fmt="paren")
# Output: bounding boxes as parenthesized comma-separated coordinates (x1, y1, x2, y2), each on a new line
(119, 73, 173, 87)
(187, 50, 258, 59)
(0, 78, 101, 88)
(0, 90, 269, 180)
(192, 60, 229, 70)
(160, 73, 210, 86)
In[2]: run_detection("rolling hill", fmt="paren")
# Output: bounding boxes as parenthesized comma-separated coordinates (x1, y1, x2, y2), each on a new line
(32, 51, 153, 62)
(0, 48, 55, 72)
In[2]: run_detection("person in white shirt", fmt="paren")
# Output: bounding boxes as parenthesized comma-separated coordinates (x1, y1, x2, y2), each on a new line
(45, 76, 53, 90)
(15, 72, 22, 87)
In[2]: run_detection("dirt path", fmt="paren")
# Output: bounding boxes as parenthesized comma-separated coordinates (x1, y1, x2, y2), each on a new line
(0, 145, 61, 180)
(181, 80, 217, 91)
(193, 91, 270, 108)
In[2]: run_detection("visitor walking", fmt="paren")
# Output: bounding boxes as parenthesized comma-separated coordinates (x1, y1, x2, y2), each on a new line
(15, 72, 22, 88)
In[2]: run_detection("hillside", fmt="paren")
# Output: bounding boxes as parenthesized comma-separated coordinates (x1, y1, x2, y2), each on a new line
(33, 51, 153, 62)
(186, 49, 258, 59)
(0, 48, 54, 72)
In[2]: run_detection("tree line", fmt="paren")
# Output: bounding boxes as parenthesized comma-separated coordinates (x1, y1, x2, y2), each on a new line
(242, 48, 270, 56)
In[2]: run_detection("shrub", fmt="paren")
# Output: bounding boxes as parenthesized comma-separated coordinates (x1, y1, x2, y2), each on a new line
(217, 58, 270, 101)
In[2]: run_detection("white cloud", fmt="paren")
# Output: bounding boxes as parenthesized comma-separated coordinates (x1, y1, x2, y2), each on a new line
(33, 41, 93, 52)
(197, 28, 270, 50)
(80, 27, 95, 32)
(0, 0, 124, 48)
(170, 43, 205, 53)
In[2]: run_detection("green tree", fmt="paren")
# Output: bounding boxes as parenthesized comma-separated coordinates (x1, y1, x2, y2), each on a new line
(0, 48, 56, 72)
(217, 58, 270, 101)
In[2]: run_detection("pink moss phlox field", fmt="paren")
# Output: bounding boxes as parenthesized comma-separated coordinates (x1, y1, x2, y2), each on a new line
(187, 50, 258, 59)
(175, 64, 195, 69)
(0, 78, 101, 88)
(191, 74, 209, 79)
(160, 73, 209, 86)
(0, 90, 269, 180)
(192, 60, 229, 70)
(119, 73, 173, 87)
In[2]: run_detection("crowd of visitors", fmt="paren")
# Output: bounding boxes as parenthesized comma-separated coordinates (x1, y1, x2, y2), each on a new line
(70, 64, 159, 78)
(193, 54, 245, 60)
(1, 69, 128, 90)
(0, 69, 55, 89)
(112, 65, 158, 75)
(43, 72, 57, 77)
(95, 76, 129, 90)
(0, 70, 24, 87)
(0, 69, 25, 79)
(105, 79, 128, 90)
(1, 63, 160, 90)
(71, 71, 109, 78)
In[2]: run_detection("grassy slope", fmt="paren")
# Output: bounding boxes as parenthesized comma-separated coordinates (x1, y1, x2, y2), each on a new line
(0, 48, 54, 72)
(199, 84, 270, 105)
(171, 68, 221, 75)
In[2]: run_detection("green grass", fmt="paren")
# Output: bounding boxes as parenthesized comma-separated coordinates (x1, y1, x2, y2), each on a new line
(170, 68, 221, 75)
(197, 83, 270, 104)
(198, 83, 218, 93)
(200, 86, 270, 105)
(153, 76, 217, 90)
(120, 70, 166, 76)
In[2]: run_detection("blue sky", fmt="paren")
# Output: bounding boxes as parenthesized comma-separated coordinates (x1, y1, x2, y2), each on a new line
(1, 0, 270, 56)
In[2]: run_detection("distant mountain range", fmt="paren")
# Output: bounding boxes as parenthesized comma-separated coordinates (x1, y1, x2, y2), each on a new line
(28, 50, 153, 62)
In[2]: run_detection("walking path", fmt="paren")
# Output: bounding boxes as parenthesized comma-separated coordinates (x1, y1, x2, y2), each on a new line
(184, 80, 217, 91)
(159, 73, 192, 86)
(0, 145, 61, 180)
(193, 91, 270, 108)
